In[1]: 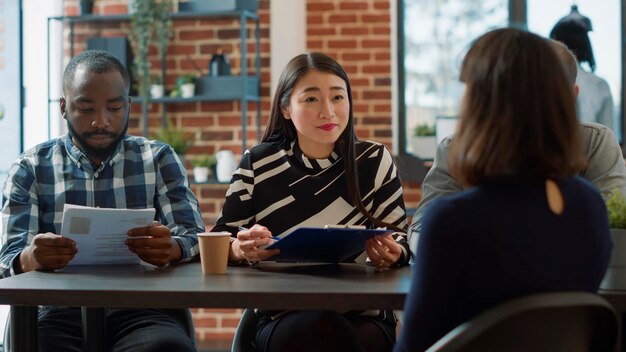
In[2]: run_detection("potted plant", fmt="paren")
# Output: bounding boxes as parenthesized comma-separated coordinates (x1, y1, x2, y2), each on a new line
(191, 154, 217, 183)
(129, 0, 173, 101)
(177, 74, 197, 98)
(150, 117, 193, 164)
(600, 188, 626, 290)
(150, 75, 164, 99)
(410, 123, 437, 160)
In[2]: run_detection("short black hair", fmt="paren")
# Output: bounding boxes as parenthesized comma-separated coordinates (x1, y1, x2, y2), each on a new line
(63, 50, 130, 93)
(550, 22, 595, 72)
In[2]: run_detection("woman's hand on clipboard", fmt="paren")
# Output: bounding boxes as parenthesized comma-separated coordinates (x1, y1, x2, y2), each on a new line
(230, 224, 280, 263)
(365, 235, 402, 269)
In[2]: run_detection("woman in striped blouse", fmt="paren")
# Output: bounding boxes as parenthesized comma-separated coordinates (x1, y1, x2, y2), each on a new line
(212, 52, 410, 352)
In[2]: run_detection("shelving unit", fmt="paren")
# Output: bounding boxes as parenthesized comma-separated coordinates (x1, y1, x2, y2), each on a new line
(47, 9, 262, 152)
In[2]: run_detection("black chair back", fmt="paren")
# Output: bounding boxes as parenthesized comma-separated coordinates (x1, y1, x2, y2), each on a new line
(426, 292, 619, 352)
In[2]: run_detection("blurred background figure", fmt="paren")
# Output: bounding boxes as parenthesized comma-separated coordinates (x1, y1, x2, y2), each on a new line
(550, 4, 615, 134)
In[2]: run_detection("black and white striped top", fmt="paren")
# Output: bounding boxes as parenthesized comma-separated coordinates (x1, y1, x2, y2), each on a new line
(213, 139, 411, 265)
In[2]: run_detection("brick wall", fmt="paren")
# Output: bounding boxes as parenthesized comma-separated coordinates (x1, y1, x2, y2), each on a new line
(62, 0, 421, 346)
(305, 0, 422, 210)
(307, 0, 394, 145)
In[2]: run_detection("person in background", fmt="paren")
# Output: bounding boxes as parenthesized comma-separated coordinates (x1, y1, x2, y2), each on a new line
(550, 4, 615, 133)
(408, 38, 626, 255)
(212, 52, 410, 352)
(395, 28, 611, 352)
(0, 50, 204, 351)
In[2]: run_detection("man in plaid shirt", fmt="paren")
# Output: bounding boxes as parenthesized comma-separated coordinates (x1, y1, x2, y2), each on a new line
(0, 50, 204, 351)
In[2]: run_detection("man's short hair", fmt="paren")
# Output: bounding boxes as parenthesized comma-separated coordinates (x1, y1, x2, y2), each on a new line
(63, 50, 130, 93)
(550, 40, 578, 86)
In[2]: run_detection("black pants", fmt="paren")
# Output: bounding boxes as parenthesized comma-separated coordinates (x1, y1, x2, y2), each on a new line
(255, 310, 397, 352)
(37, 307, 195, 352)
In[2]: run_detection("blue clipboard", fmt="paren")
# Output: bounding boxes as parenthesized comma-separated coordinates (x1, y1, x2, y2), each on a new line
(263, 227, 395, 263)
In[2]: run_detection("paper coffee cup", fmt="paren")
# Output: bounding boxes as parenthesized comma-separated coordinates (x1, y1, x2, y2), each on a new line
(198, 232, 231, 275)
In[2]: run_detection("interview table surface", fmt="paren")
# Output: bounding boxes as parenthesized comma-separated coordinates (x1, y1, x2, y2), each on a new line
(6, 263, 626, 352)
(0, 262, 412, 352)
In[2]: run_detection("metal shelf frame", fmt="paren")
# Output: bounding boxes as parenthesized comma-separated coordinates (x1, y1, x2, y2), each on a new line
(47, 9, 262, 153)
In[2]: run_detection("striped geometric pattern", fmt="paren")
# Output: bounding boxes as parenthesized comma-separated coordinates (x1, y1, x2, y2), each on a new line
(213, 140, 410, 264)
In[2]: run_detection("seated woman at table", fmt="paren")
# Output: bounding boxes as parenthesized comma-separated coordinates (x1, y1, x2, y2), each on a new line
(211, 52, 410, 352)
(394, 28, 612, 352)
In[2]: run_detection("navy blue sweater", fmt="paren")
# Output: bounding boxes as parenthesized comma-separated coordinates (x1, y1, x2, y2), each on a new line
(395, 176, 611, 352)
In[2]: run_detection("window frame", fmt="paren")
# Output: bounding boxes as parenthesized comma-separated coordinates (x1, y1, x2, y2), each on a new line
(396, 0, 626, 181)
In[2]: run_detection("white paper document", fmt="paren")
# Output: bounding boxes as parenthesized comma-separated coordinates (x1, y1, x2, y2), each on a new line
(60, 204, 156, 265)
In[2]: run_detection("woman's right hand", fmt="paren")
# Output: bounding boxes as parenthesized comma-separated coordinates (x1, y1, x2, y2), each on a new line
(231, 224, 280, 262)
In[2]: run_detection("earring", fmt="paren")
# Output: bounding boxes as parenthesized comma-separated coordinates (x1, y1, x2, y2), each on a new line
(91, 121, 97, 127)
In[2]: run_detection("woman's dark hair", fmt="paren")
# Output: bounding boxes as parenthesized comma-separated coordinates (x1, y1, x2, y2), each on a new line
(550, 19, 595, 71)
(263, 52, 396, 230)
(450, 28, 585, 186)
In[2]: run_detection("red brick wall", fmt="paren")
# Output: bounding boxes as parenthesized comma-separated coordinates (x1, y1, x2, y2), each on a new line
(305, 0, 422, 210)
(62, 0, 421, 346)
(307, 0, 394, 145)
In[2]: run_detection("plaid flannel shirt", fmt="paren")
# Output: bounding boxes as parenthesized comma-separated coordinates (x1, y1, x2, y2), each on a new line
(0, 134, 204, 277)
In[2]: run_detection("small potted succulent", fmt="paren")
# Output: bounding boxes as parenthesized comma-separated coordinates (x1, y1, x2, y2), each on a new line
(410, 122, 437, 160)
(149, 75, 164, 99)
(191, 154, 217, 183)
(177, 74, 197, 98)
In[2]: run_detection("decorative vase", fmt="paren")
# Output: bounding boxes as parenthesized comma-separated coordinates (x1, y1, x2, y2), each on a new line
(600, 228, 626, 290)
(210, 49, 231, 76)
(181, 83, 195, 98)
(216, 150, 236, 183)
(193, 166, 210, 183)
(80, 1, 95, 15)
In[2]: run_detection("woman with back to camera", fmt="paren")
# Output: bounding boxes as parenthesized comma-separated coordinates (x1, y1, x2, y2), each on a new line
(394, 28, 612, 352)
(212, 52, 410, 352)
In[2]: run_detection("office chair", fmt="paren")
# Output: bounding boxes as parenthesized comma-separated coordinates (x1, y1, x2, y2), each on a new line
(425, 292, 619, 352)
(231, 309, 259, 352)
(2, 308, 195, 352)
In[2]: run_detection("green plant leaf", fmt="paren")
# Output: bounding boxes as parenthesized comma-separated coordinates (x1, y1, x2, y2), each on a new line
(176, 74, 197, 87)
(129, 0, 173, 100)
(149, 117, 193, 155)
(191, 154, 217, 168)
(605, 188, 626, 229)
(413, 123, 436, 136)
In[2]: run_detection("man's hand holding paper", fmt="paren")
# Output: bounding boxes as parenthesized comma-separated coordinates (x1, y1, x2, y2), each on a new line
(60, 204, 156, 265)
(126, 221, 182, 267)
(19, 233, 77, 273)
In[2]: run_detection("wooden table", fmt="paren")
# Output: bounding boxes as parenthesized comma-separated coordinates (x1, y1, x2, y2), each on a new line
(0, 262, 412, 351)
